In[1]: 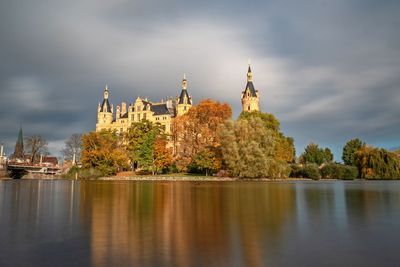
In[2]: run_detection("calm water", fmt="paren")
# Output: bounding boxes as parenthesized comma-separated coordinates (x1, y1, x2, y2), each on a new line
(0, 180, 399, 267)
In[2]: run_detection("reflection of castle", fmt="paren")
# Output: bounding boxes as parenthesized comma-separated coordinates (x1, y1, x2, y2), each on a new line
(96, 75, 192, 134)
(95, 63, 261, 134)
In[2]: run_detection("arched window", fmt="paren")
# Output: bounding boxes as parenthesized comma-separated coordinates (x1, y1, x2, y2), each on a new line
(248, 105, 250, 111)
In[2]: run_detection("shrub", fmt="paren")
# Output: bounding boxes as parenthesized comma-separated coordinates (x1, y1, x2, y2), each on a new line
(320, 163, 358, 180)
(289, 164, 321, 180)
(303, 164, 321, 180)
(64, 166, 105, 179)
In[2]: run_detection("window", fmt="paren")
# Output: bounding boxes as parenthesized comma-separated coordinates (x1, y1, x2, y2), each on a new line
(248, 105, 250, 111)
(143, 113, 147, 120)
(137, 114, 141, 121)
(184, 106, 187, 111)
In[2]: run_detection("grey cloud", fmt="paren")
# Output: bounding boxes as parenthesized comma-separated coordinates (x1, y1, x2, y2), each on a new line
(0, 0, 399, 160)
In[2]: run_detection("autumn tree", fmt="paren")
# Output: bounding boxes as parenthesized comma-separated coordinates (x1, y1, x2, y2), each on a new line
(354, 146, 400, 179)
(300, 143, 333, 166)
(25, 135, 49, 164)
(220, 116, 289, 178)
(81, 130, 129, 176)
(172, 99, 232, 171)
(61, 133, 82, 163)
(153, 137, 173, 174)
(342, 138, 365, 166)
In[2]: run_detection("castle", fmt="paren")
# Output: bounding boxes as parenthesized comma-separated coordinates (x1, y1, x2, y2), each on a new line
(96, 64, 259, 133)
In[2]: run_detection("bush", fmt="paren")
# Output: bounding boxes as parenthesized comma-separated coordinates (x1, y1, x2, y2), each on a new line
(303, 164, 321, 180)
(289, 164, 320, 180)
(341, 165, 358, 180)
(320, 163, 358, 180)
(64, 166, 105, 179)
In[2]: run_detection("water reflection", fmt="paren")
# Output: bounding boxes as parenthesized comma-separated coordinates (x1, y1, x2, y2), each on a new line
(0, 180, 399, 267)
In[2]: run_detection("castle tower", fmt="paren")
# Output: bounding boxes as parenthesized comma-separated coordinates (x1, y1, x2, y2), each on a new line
(241, 63, 260, 112)
(176, 74, 192, 116)
(96, 84, 113, 131)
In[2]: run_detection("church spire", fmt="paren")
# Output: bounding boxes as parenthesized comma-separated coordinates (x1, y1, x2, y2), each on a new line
(13, 126, 24, 159)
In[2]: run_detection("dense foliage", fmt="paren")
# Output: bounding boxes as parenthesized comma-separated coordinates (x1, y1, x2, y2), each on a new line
(354, 146, 400, 179)
(320, 163, 358, 180)
(125, 121, 172, 174)
(290, 164, 321, 180)
(342, 138, 365, 166)
(300, 143, 333, 166)
(220, 116, 290, 178)
(172, 99, 232, 173)
(81, 130, 129, 176)
(238, 111, 295, 162)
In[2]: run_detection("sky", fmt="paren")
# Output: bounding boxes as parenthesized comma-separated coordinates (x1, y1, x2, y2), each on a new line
(0, 0, 399, 161)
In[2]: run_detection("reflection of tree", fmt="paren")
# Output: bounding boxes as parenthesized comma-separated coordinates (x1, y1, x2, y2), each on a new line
(80, 181, 296, 267)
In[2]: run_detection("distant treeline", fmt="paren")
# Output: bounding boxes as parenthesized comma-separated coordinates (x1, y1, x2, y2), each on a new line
(63, 99, 400, 179)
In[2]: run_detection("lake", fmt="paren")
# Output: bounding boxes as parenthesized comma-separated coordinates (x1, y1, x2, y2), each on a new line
(0, 180, 399, 267)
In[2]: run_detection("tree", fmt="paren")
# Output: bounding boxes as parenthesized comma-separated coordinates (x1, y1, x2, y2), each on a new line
(300, 143, 333, 166)
(61, 133, 82, 163)
(342, 138, 365, 166)
(220, 117, 289, 178)
(81, 130, 129, 176)
(239, 111, 295, 163)
(124, 120, 172, 173)
(25, 135, 49, 164)
(153, 137, 173, 174)
(172, 99, 232, 171)
(188, 147, 222, 176)
(354, 146, 400, 179)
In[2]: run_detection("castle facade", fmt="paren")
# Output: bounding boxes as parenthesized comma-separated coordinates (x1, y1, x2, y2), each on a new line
(96, 75, 192, 134)
(96, 63, 260, 133)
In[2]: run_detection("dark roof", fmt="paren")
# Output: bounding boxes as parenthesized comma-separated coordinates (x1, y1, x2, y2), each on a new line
(178, 89, 191, 104)
(243, 81, 257, 97)
(100, 99, 112, 113)
(151, 104, 171, 115)
(120, 112, 129, 119)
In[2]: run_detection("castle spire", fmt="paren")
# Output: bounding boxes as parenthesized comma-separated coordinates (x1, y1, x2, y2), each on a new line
(104, 84, 109, 99)
(247, 60, 253, 82)
(182, 73, 187, 90)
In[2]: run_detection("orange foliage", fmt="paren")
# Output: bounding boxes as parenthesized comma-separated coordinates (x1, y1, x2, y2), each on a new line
(172, 99, 232, 171)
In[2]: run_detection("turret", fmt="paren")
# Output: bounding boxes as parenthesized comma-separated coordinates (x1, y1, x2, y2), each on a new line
(96, 84, 113, 131)
(176, 74, 192, 116)
(241, 62, 260, 112)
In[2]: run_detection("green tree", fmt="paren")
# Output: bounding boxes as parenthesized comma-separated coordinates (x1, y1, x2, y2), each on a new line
(300, 143, 333, 166)
(342, 138, 365, 166)
(239, 111, 295, 162)
(125, 120, 172, 174)
(188, 147, 221, 176)
(220, 117, 289, 178)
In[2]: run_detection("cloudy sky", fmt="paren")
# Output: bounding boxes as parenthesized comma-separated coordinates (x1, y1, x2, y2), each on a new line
(0, 0, 399, 160)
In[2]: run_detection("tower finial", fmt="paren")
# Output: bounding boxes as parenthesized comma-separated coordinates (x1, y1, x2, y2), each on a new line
(182, 73, 187, 90)
(247, 60, 253, 82)
(104, 84, 109, 99)
(248, 58, 251, 66)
